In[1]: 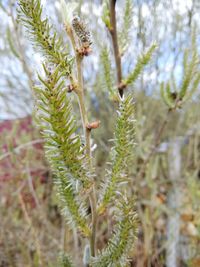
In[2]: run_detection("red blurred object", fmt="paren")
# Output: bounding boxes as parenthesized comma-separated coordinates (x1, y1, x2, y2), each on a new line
(0, 116, 49, 207)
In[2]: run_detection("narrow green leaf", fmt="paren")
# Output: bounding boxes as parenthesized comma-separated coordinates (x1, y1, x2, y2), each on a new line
(6, 27, 20, 59)
(124, 43, 157, 86)
(98, 95, 135, 214)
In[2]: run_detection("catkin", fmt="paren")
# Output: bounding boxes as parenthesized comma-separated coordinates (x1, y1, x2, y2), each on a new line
(72, 16, 92, 48)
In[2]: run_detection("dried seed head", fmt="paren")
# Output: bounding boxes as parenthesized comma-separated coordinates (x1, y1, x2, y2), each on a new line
(72, 16, 92, 48)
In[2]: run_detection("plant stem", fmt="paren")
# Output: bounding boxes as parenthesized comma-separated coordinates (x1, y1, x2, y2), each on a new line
(76, 58, 97, 256)
(66, 25, 97, 257)
(109, 0, 123, 97)
(89, 186, 97, 257)
(18, 193, 44, 266)
(76, 54, 97, 258)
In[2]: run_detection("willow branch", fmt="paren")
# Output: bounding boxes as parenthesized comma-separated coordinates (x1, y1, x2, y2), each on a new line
(66, 25, 97, 257)
(109, 0, 124, 97)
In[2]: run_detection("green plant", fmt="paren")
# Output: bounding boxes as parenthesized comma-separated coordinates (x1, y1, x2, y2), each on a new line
(160, 30, 200, 109)
(17, 0, 157, 265)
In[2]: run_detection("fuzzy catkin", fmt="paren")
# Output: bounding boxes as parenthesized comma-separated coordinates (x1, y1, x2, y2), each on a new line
(72, 16, 92, 47)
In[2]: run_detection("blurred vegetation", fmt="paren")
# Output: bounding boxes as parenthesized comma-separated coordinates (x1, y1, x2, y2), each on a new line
(0, 0, 200, 266)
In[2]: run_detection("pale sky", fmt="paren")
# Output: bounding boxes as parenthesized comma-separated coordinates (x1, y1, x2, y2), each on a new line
(0, 0, 199, 119)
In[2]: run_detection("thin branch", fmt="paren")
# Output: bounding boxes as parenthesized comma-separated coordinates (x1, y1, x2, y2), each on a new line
(18, 193, 44, 265)
(66, 25, 97, 257)
(109, 0, 124, 97)
(0, 139, 44, 161)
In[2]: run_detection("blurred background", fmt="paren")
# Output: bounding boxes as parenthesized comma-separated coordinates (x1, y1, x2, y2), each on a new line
(0, 0, 200, 266)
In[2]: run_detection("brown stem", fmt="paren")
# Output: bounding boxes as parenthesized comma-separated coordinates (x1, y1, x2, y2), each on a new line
(89, 187, 97, 257)
(66, 25, 97, 257)
(109, 0, 123, 97)
(18, 193, 44, 265)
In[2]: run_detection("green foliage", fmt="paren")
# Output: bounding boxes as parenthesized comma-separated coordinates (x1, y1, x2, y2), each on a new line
(59, 253, 75, 267)
(102, 0, 111, 29)
(160, 34, 200, 108)
(119, 0, 134, 54)
(179, 41, 200, 101)
(98, 95, 135, 214)
(123, 43, 157, 86)
(34, 65, 91, 236)
(17, 0, 91, 237)
(160, 82, 175, 108)
(3, 0, 200, 265)
(101, 47, 115, 96)
(0, 2, 6, 13)
(17, 0, 138, 264)
(92, 196, 137, 267)
(6, 27, 20, 59)
(17, 0, 73, 75)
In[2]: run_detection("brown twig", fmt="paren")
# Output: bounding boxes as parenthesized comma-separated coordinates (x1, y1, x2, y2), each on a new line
(109, 0, 124, 97)
(18, 193, 44, 266)
(66, 24, 97, 257)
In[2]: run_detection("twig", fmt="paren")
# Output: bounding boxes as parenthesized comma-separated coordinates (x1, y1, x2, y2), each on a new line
(26, 162, 41, 209)
(66, 25, 97, 257)
(18, 193, 44, 266)
(109, 0, 124, 97)
(0, 139, 44, 161)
